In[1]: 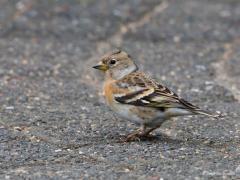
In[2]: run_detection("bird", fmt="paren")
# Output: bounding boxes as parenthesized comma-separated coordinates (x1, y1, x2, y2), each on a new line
(93, 49, 221, 141)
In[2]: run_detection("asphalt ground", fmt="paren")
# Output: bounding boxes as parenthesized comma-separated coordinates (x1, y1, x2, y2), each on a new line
(0, 0, 240, 179)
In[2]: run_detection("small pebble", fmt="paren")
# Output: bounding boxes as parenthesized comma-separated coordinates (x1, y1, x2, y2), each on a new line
(79, 151, 84, 155)
(5, 106, 14, 110)
(55, 149, 62, 152)
(235, 165, 240, 174)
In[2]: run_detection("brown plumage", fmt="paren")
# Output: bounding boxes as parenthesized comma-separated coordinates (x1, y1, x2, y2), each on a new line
(93, 50, 222, 141)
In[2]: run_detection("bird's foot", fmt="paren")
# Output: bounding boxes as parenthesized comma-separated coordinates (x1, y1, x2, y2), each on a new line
(123, 131, 155, 142)
(125, 133, 142, 142)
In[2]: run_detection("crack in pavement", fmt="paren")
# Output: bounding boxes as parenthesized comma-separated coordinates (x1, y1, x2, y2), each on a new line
(109, 1, 169, 47)
(80, 1, 169, 90)
(212, 38, 240, 102)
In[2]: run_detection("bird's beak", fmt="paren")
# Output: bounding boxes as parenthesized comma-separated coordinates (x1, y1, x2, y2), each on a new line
(92, 62, 108, 71)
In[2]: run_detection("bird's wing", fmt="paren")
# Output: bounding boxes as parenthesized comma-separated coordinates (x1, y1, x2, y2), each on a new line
(114, 72, 220, 118)
(114, 72, 188, 109)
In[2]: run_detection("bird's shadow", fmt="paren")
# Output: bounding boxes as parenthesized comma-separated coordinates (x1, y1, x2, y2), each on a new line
(59, 132, 231, 151)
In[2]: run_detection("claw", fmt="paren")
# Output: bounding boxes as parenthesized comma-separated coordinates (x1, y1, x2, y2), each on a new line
(120, 125, 161, 142)
(124, 131, 155, 142)
(125, 133, 141, 142)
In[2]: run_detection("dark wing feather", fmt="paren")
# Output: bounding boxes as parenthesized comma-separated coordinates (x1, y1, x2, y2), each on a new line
(114, 72, 221, 118)
(114, 72, 197, 110)
(115, 88, 150, 106)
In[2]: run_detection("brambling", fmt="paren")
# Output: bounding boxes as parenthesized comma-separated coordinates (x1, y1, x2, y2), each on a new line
(93, 50, 221, 141)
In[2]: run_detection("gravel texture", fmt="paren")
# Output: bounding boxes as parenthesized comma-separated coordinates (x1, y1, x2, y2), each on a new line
(0, 0, 240, 179)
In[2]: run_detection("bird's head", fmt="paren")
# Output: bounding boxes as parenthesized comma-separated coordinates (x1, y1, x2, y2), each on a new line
(93, 50, 138, 80)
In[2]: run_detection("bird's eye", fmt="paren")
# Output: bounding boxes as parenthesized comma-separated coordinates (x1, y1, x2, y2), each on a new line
(110, 59, 116, 65)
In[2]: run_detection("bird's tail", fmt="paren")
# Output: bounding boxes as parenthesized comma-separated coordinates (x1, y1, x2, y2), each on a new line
(179, 99, 223, 119)
(192, 109, 223, 119)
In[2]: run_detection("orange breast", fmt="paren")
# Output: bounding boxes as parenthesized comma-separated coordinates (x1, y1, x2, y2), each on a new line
(103, 82, 114, 106)
(103, 80, 127, 106)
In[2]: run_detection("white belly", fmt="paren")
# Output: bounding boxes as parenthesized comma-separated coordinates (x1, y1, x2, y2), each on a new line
(109, 101, 168, 127)
(111, 103, 143, 125)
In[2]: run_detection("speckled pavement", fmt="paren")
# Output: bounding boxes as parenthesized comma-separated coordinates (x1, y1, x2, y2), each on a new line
(0, 0, 240, 179)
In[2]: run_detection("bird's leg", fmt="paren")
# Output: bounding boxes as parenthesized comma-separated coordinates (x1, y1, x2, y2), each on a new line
(125, 125, 145, 142)
(124, 124, 162, 142)
(140, 124, 162, 137)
